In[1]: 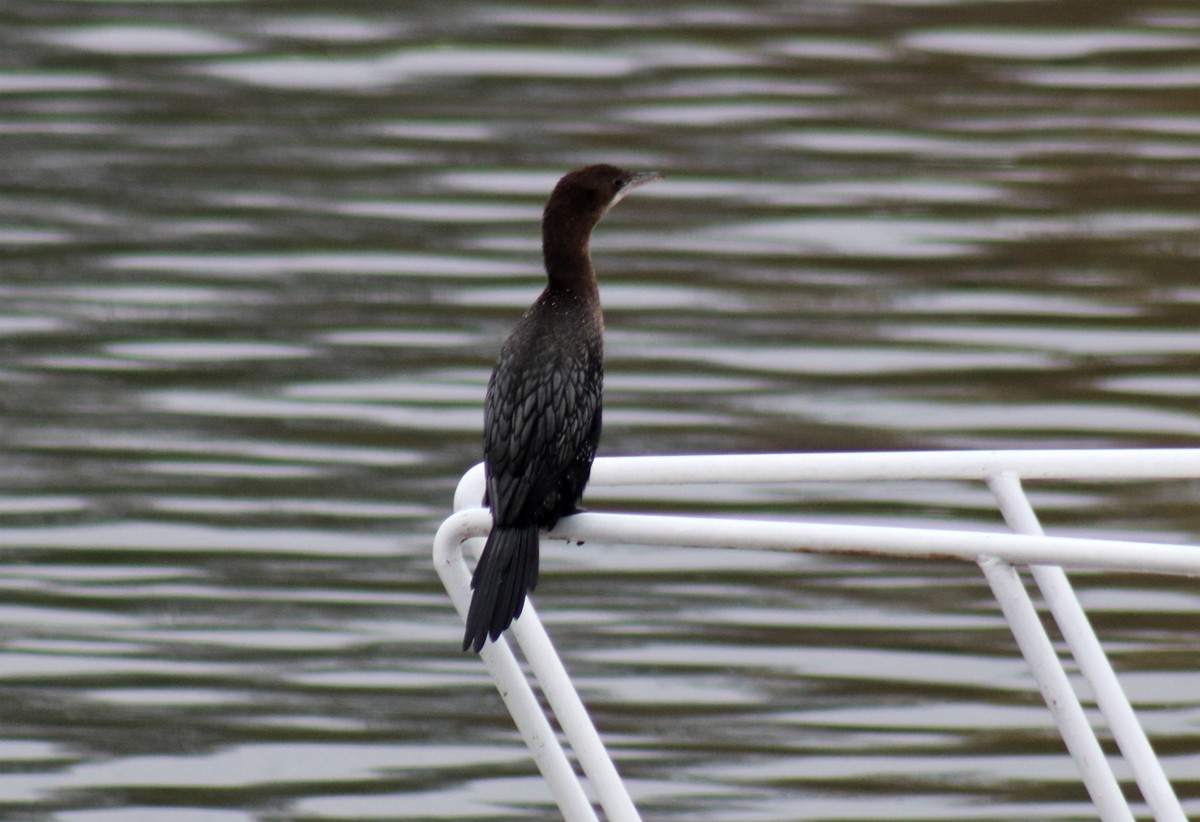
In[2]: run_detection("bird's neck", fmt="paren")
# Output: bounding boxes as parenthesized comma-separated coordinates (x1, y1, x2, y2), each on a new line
(542, 214, 597, 294)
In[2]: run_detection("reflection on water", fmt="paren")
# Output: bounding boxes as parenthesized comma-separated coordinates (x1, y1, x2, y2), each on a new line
(2, 0, 1200, 819)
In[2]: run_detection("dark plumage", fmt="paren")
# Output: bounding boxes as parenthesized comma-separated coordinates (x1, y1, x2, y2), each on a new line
(463, 164, 660, 653)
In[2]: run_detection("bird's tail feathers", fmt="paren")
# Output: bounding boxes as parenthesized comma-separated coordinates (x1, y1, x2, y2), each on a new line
(462, 524, 540, 653)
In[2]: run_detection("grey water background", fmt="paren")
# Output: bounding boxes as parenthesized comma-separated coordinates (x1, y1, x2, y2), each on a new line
(2, 1, 1200, 820)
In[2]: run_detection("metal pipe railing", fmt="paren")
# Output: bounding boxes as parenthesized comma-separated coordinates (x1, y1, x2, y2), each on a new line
(454, 449, 1200, 509)
(441, 449, 1200, 820)
(988, 472, 1186, 821)
(435, 513, 640, 822)
(433, 515, 601, 821)
(977, 554, 1132, 821)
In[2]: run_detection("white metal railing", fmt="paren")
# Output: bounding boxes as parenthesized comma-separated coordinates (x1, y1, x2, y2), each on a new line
(434, 449, 1200, 821)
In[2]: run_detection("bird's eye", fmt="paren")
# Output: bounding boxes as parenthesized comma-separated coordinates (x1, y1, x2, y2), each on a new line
(613, 178, 625, 190)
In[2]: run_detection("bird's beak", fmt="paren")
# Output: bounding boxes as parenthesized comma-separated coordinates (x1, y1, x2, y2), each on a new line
(624, 170, 663, 196)
(628, 170, 663, 189)
(610, 170, 662, 209)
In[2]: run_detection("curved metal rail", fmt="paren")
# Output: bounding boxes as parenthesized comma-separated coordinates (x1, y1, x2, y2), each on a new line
(435, 449, 1200, 821)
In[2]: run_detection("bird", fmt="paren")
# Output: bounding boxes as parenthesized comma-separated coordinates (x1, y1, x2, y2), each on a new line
(462, 163, 661, 652)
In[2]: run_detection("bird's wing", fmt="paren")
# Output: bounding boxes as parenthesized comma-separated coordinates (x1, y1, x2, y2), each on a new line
(484, 331, 600, 521)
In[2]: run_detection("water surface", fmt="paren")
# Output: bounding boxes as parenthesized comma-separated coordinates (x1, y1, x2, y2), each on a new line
(2, 1, 1199, 819)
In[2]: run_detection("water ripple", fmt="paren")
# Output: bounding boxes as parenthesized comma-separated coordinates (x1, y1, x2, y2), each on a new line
(906, 29, 1200, 59)
(197, 47, 638, 90)
(44, 25, 246, 56)
(107, 251, 531, 278)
